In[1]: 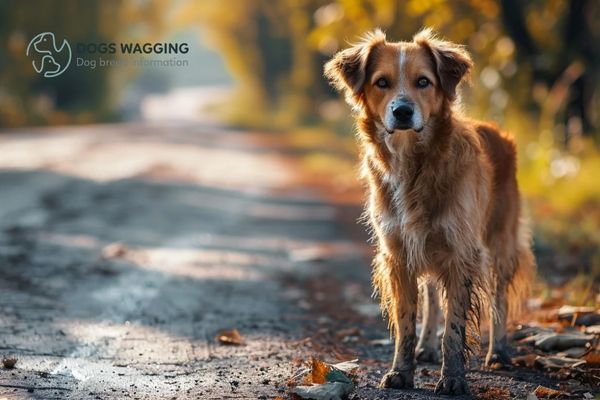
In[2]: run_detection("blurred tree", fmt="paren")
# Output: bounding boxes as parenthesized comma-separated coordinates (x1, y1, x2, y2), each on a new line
(179, 0, 599, 142)
(499, 0, 599, 141)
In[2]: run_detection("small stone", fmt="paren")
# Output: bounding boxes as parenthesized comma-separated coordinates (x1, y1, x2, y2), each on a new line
(2, 357, 18, 369)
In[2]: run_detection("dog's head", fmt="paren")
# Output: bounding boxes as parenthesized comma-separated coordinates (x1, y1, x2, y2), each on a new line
(324, 28, 472, 135)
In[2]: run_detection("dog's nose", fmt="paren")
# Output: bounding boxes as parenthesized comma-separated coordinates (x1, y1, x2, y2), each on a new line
(392, 104, 414, 122)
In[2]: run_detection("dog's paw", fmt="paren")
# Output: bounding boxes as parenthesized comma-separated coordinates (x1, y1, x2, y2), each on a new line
(434, 375, 470, 396)
(379, 369, 414, 389)
(485, 350, 512, 369)
(415, 345, 440, 363)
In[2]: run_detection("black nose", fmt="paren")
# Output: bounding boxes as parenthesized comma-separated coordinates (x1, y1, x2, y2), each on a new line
(392, 104, 414, 122)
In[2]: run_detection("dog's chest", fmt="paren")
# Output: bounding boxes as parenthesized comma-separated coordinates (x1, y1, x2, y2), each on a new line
(375, 169, 448, 238)
(377, 172, 413, 232)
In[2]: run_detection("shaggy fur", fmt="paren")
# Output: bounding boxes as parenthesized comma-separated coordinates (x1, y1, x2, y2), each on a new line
(325, 28, 535, 396)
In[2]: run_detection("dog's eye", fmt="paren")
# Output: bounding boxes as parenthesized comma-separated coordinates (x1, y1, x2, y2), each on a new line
(375, 78, 389, 89)
(416, 77, 430, 88)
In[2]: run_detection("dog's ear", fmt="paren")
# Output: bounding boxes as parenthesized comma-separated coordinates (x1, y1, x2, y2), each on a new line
(414, 28, 473, 101)
(324, 29, 386, 105)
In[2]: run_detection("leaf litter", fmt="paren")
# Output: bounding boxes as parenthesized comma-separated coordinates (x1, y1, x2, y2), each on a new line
(289, 357, 359, 400)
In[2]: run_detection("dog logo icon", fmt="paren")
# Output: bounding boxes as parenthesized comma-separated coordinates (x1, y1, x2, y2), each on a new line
(26, 32, 72, 78)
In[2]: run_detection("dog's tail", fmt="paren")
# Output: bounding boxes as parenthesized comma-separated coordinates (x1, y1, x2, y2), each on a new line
(507, 217, 536, 320)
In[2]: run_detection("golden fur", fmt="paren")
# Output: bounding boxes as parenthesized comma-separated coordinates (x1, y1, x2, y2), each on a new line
(325, 28, 535, 395)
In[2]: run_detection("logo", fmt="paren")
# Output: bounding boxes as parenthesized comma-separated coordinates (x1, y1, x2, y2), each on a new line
(26, 32, 72, 78)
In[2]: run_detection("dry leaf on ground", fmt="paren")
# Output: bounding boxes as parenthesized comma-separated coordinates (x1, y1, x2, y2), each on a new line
(308, 358, 329, 385)
(290, 358, 358, 399)
(512, 325, 552, 341)
(216, 329, 244, 346)
(584, 325, 600, 334)
(557, 306, 600, 326)
(583, 351, 600, 367)
(513, 354, 538, 368)
(524, 332, 595, 352)
(535, 355, 586, 370)
(330, 359, 359, 375)
(532, 384, 564, 398)
(292, 381, 353, 400)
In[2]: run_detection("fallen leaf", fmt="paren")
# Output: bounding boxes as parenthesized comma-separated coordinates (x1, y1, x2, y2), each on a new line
(584, 351, 600, 367)
(216, 329, 244, 346)
(558, 306, 596, 316)
(533, 385, 564, 398)
(574, 314, 600, 326)
(2, 357, 17, 369)
(292, 381, 353, 400)
(512, 325, 551, 341)
(557, 306, 600, 326)
(557, 347, 588, 358)
(526, 332, 594, 352)
(488, 362, 506, 370)
(304, 358, 358, 385)
(584, 325, 600, 334)
(308, 358, 329, 385)
(513, 354, 537, 368)
(330, 359, 359, 375)
(326, 367, 352, 384)
(535, 355, 586, 370)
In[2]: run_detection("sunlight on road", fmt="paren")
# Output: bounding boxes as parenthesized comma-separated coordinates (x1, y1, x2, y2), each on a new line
(140, 86, 232, 123)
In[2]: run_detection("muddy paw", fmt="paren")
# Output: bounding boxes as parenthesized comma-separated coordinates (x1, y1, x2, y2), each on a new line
(434, 375, 470, 396)
(485, 350, 512, 369)
(416, 345, 440, 363)
(379, 369, 414, 389)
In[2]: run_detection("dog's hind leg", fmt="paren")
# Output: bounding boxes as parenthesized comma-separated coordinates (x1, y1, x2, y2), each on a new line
(376, 255, 418, 389)
(486, 233, 535, 367)
(485, 273, 511, 367)
(416, 278, 440, 363)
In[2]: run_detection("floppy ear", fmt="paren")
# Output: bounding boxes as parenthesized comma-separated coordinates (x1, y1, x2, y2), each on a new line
(324, 29, 386, 105)
(414, 28, 473, 101)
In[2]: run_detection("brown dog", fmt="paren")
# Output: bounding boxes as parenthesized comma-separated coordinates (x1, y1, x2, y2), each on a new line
(325, 29, 535, 395)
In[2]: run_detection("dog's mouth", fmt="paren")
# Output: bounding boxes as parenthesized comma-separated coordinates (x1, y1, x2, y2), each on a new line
(386, 126, 423, 134)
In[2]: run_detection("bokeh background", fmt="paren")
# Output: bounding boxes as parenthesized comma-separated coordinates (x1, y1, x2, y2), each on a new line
(1, 0, 599, 303)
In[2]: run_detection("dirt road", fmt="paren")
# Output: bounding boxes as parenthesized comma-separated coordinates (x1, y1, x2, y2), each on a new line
(0, 122, 579, 399)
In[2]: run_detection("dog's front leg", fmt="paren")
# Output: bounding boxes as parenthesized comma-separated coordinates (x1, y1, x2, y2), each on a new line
(379, 266, 418, 390)
(416, 278, 440, 362)
(435, 275, 471, 396)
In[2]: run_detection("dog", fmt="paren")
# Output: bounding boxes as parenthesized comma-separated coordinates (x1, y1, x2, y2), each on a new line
(325, 28, 535, 395)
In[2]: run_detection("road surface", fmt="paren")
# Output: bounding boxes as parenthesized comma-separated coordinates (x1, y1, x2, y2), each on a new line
(0, 122, 576, 399)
